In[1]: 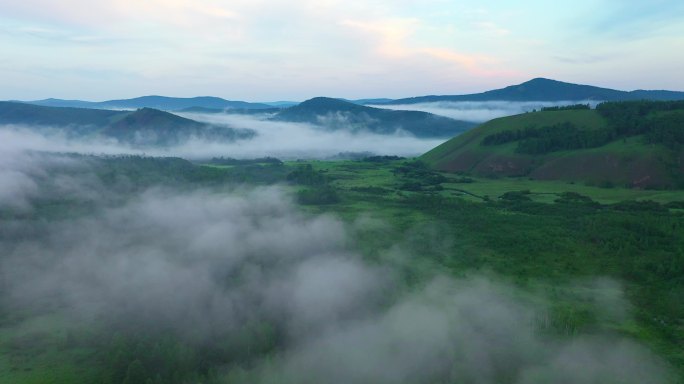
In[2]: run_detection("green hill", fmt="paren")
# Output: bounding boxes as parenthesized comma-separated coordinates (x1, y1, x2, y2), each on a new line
(422, 102, 684, 189)
(0, 102, 253, 146)
(272, 97, 475, 138)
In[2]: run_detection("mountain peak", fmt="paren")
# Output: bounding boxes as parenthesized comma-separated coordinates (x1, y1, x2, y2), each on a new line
(124, 107, 197, 124)
(523, 77, 563, 85)
(297, 97, 364, 111)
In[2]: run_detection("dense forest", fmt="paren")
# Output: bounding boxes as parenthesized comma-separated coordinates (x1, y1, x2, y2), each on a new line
(481, 100, 684, 154)
(597, 101, 684, 149)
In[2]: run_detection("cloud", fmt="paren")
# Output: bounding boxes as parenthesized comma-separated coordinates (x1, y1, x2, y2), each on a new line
(369, 100, 600, 123)
(579, 0, 684, 39)
(3, 0, 684, 100)
(340, 18, 510, 78)
(179, 113, 447, 158)
(242, 278, 669, 384)
(0, 149, 93, 210)
(0, 1, 526, 100)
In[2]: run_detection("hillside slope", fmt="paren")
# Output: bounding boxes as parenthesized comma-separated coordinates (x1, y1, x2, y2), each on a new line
(422, 103, 684, 188)
(0, 102, 252, 146)
(273, 97, 475, 138)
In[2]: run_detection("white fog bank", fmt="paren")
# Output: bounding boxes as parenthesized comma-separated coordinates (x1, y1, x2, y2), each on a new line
(369, 100, 602, 123)
(0, 112, 447, 160)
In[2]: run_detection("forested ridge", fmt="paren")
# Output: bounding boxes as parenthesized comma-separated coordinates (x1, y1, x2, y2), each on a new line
(481, 100, 684, 154)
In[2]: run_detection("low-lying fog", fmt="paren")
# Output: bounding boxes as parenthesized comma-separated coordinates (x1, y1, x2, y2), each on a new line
(0, 152, 674, 383)
(369, 100, 602, 122)
(0, 101, 607, 160)
(0, 112, 445, 160)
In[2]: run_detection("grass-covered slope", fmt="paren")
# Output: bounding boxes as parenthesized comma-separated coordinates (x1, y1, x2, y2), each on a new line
(273, 97, 476, 138)
(422, 103, 684, 189)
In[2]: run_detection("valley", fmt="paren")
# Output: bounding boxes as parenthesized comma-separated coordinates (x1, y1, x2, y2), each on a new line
(1, 82, 683, 384)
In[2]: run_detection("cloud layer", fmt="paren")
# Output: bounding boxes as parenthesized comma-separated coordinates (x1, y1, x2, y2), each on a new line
(370, 100, 601, 122)
(0, 112, 446, 159)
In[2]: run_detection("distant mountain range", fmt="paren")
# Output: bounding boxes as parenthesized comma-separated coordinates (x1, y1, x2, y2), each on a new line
(5, 78, 684, 144)
(21, 96, 274, 111)
(272, 97, 475, 138)
(12, 78, 684, 114)
(382, 78, 684, 104)
(0, 101, 253, 146)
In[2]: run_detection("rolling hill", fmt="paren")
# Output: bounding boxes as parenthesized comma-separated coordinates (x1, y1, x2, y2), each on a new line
(385, 78, 684, 104)
(422, 102, 684, 189)
(0, 101, 253, 146)
(22, 96, 273, 111)
(0, 101, 120, 133)
(272, 97, 475, 138)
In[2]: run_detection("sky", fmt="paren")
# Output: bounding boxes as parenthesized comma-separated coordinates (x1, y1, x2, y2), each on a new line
(1, 0, 683, 101)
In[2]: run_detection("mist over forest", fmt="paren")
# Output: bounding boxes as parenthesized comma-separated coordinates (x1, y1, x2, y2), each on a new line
(1, 141, 680, 383)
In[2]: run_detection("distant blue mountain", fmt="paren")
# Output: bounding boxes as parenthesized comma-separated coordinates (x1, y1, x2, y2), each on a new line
(384, 78, 684, 104)
(0, 101, 254, 146)
(14, 78, 684, 115)
(24, 96, 273, 111)
(20, 98, 102, 109)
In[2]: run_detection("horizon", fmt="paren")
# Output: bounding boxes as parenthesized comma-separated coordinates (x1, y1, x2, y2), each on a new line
(2, 1, 684, 101)
(9, 77, 684, 104)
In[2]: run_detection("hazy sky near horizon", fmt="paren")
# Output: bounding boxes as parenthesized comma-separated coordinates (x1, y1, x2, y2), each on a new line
(1, 0, 683, 101)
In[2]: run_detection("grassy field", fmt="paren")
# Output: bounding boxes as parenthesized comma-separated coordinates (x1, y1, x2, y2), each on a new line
(301, 159, 684, 204)
(0, 313, 100, 384)
(440, 176, 684, 203)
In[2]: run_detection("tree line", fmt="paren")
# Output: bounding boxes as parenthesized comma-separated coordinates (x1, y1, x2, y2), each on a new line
(482, 122, 614, 154)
